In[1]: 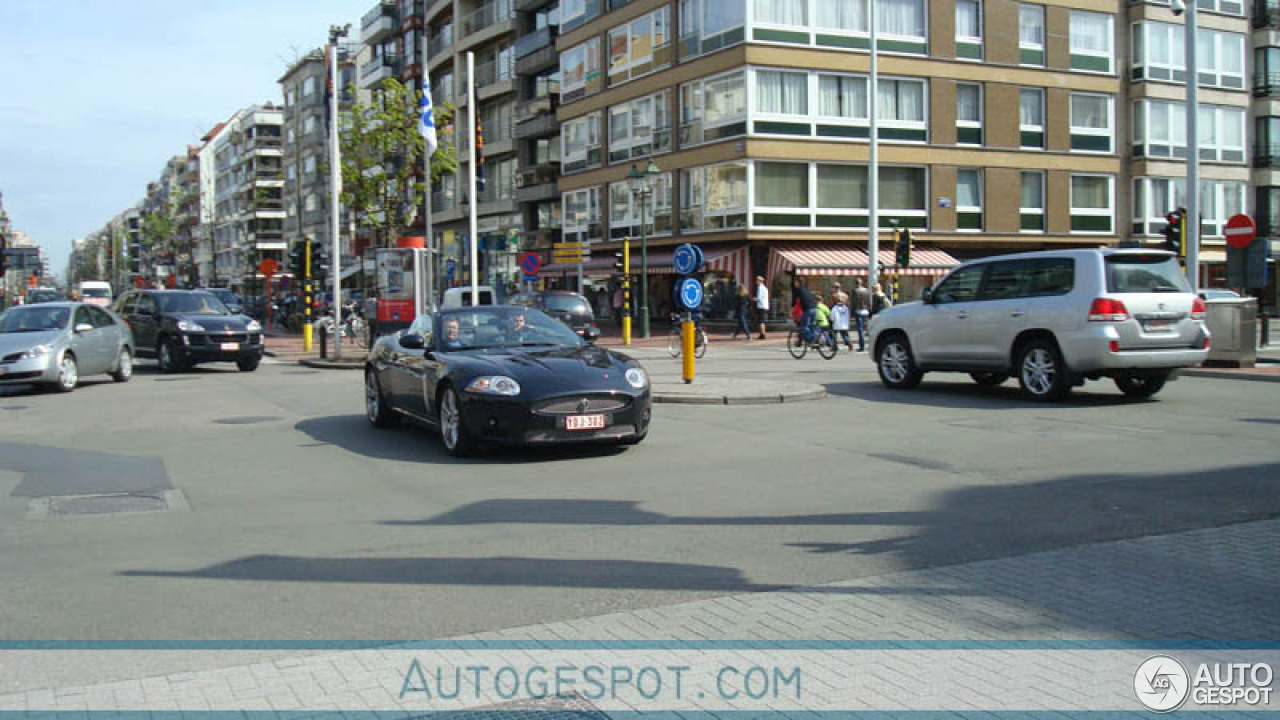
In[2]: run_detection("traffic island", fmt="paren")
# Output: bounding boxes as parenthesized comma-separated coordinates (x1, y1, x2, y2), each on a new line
(298, 357, 365, 370)
(651, 377, 826, 405)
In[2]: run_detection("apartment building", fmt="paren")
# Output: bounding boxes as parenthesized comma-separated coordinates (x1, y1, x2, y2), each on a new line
(514, 0, 565, 271)
(279, 46, 358, 269)
(1253, 0, 1280, 300)
(534, 0, 1272, 318)
(211, 104, 285, 290)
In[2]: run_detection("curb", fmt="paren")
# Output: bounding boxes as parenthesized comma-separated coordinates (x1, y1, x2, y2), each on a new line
(298, 358, 364, 370)
(653, 387, 827, 405)
(1179, 368, 1280, 384)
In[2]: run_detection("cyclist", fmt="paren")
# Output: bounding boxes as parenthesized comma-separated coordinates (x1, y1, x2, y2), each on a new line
(791, 278, 818, 343)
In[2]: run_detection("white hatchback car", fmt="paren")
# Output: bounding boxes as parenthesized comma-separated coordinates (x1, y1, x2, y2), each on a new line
(868, 249, 1210, 401)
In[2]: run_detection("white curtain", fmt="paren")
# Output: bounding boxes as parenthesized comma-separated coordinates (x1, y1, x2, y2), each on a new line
(956, 0, 980, 40)
(1069, 11, 1110, 54)
(1223, 109, 1244, 150)
(1070, 95, 1108, 129)
(956, 170, 980, 209)
(1197, 31, 1214, 73)
(815, 0, 867, 31)
(757, 71, 806, 114)
(879, 167, 925, 210)
(1222, 34, 1244, 76)
(877, 0, 924, 37)
(1198, 107, 1215, 147)
(1170, 104, 1186, 146)
(816, 164, 868, 209)
(1071, 176, 1110, 210)
(818, 75, 866, 118)
(1019, 5, 1043, 46)
(1019, 90, 1043, 126)
(879, 80, 923, 122)
(755, 163, 808, 207)
(1020, 172, 1043, 210)
(1149, 103, 1169, 144)
(755, 0, 805, 25)
(956, 84, 979, 123)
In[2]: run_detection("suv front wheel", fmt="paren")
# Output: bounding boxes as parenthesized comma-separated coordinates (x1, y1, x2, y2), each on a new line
(1016, 339, 1070, 402)
(876, 333, 923, 389)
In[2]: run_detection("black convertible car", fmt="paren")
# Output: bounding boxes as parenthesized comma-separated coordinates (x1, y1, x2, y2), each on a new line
(364, 306, 651, 455)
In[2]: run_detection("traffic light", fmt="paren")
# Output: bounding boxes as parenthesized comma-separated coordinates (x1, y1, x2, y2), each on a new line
(0, 235, 7, 275)
(895, 228, 912, 268)
(288, 242, 306, 274)
(1162, 209, 1184, 255)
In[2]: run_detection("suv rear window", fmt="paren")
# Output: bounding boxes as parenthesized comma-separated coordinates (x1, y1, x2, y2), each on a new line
(543, 295, 590, 315)
(1105, 254, 1192, 294)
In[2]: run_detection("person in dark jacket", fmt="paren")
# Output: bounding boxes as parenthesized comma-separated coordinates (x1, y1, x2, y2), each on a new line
(732, 284, 752, 340)
(792, 278, 818, 342)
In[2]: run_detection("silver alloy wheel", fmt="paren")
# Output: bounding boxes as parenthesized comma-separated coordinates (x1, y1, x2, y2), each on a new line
(1021, 348, 1056, 396)
(365, 373, 380, 422)
(159, 343, 171, 371)
(117, 349, 133, 379)
(59, 355, 78, 390)
(881, 342, 910, 383)
(440, 389, 460, 450)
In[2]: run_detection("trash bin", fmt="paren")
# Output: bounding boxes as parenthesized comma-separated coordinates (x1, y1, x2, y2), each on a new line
(1204, 297, 1257, 368)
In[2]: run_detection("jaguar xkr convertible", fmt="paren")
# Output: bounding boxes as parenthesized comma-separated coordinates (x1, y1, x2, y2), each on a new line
(364, 306, 651, 455)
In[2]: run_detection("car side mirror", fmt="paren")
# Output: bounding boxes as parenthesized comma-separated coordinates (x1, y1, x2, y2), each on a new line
(400, 333, 426, 350)
(583, 326, 602, 343)
(74, 323, 94, 333)
(921, 287, 935, 304)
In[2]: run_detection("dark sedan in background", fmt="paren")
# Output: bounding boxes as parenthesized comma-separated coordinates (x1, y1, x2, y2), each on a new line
(365, 306, 650, 456)
(112, 290, 264, 372)
(507, 290, 599, 338)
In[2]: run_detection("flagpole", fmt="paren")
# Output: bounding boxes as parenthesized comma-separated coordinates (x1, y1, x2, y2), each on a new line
(422, 33, 436, 312)
(868, 0, 879, 292)
(467, 51, 478, 307)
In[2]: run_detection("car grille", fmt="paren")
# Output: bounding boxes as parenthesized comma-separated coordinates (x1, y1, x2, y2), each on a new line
(2, 352, 23, 363)
(189, 333, 249, 346)
(533, 394, 631, 415)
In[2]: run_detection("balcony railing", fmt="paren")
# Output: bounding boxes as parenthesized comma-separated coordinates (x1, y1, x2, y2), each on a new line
(1254, 144, 1280, 167)
(461, 0, 513, 36)
(362, 1, 397, 30)
(429, 25, 453, 54)
(514, 26, 552, 59)
(1254, 2, 1280, 27)
(432, 189, 455, 212)
(1255, 72, 1280, 97)
(361, 52, 401, 78)
(475, 54, 515, 87)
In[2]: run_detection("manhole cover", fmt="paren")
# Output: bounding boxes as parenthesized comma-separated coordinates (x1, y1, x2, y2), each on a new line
(214, 416, 283, 425)
(28, 490, 190, 519)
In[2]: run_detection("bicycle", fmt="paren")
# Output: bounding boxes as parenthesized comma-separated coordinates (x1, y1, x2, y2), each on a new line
(315, 313, 369, 349)
(667, 314, 708, 358)
(787, 321, 838, 360)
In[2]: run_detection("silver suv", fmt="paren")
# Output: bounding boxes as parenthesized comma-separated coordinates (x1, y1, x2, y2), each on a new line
(868, 249, 1210, 401)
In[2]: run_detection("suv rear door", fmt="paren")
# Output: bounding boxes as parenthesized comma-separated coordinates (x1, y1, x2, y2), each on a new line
(1103, 254, 1200, 350)
(969, 257, 1076, 367)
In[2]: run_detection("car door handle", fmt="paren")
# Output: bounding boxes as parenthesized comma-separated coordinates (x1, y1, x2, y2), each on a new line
(1010, 310, 1025, 318)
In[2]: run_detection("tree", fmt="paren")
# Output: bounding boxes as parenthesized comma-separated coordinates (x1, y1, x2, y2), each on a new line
(339, 78, 457, 248)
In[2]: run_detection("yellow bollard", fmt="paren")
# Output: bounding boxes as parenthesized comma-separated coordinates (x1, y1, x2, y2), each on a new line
(622, 314, 631, 346)
(681, 319, 695, 383)
(302, 322, 313, 352)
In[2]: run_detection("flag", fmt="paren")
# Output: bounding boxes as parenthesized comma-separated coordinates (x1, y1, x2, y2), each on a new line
(418, 78, 438, 157)
(474, 82, 486, 193)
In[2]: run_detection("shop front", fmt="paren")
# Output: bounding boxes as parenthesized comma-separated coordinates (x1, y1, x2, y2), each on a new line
(764, 242, 960, 318)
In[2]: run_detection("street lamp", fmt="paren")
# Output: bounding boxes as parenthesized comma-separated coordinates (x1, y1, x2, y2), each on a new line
(628, 160, 660, 339)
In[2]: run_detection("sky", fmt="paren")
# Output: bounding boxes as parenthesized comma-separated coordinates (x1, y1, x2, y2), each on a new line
(0, 1, 369, 279)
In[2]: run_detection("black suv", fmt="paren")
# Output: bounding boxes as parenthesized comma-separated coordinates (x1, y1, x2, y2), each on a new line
(506, 290, 598, 338)
(112, 290, 264, 372)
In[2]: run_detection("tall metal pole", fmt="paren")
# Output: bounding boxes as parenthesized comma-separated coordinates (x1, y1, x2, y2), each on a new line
(1184, 5, 1200, 291)
(329, 26, 348, 359)
(467, 51, 479, 306)
(639, 188, 650, 339)
(868, 0, 880, 291)
(423, 30, 436, 311)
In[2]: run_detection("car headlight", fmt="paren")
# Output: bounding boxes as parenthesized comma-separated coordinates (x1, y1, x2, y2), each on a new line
(177, 319, 205, 332)
(465, 375, 521, 396)
(625, 367, 649, 389)
(246, 320, 262, 333)
(21, 343, 53, 359)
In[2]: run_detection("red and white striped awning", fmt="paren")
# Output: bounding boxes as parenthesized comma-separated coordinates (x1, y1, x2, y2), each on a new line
(767, 243, 959, 281)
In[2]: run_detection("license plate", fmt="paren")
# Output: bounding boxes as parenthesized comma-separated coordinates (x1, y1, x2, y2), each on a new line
(1143, 319, 1173, 332)
(565, 414, 605, 431)
(220, 342, 240, 351)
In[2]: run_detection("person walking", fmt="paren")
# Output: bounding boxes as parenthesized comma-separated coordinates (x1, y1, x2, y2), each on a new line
(830, 291, 853, 350)
(732, 284, 752, 340)
(612, 285, 624, 328)
(852, 279, 871, 352)
(873, 283, 893, 315)
(754, 276, 770, 340)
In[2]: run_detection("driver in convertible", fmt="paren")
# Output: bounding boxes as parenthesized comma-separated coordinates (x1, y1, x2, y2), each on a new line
(440, 317, 465, 350)
(504, 311, 534, 343)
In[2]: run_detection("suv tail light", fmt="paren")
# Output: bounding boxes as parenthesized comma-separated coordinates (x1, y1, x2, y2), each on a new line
(1088, 298, 1129, 322)
(1190, 296, 1206, 321)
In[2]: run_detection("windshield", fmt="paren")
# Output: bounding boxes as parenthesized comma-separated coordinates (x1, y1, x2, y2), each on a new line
(157, 292, 230, 315)
(28, 290, 63, 303)
(435, 307, 584, 351)
(81, 287, 111, 298)
(1105, 255, 1193, 294)
(210, 290, 242, 305)
(543, 294, 591, 315)
(0, 306, 70, 333)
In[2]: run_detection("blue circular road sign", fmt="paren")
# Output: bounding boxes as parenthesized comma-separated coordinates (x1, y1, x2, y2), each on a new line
(673, 244, 703, 275)
(679, 277, 704, 310)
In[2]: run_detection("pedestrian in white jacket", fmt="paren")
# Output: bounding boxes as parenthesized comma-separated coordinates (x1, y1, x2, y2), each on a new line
(829, 292, 853, 350)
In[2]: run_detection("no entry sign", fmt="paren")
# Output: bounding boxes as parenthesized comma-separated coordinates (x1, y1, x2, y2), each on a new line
(1224, 214, 1257, 250)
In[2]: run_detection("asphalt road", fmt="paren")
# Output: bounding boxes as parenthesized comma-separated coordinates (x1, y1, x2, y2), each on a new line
(0, 346, 1277, 642)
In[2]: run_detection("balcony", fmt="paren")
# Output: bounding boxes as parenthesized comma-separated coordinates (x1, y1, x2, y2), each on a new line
(1254, 1, 1280, 27)
(1255, 73, 1280, 98)
(516, 36, 557, 76)
(362, 1, 398, 43)
(516, 0, 554, 11)
(515, 110, 558, 140)
(514, 26, 552, 59)
(360, 52, 401, 88)
(1255, 144, 1280, 167)
(429, 25, 453, 56)
(461, 0, 513, 37)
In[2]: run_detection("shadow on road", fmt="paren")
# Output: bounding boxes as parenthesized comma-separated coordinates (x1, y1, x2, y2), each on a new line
(823, 379, 1149, 409)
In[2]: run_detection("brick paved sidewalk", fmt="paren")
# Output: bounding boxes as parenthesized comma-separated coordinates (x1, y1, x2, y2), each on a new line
(3, 519, 1277, 715)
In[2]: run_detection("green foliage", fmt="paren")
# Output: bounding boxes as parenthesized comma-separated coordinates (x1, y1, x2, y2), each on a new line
(339, 77, 457, 247)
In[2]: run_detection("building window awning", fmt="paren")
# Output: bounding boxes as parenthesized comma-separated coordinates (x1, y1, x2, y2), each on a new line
(541, 244, 751, 278)
(766, 243, 960, 281)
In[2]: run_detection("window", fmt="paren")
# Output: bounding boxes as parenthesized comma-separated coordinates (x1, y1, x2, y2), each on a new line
(879, 166, 926, 220)
(744, 161, 925, 229)
(679, 0, 746, 58)
(754, 70, 809, 134)
(956, 0, 982, 60)
(1197, 105, 1245, 162)
(304, 194, 318, 212)
(876, 78, 927, 141)
(1132, 23, 1244, 89)
(1069, 11, 1113, 73)
(1196, 29, 1245, 89)
(877, 0, 925, 40)
(608, 91, 671, 163)
(1070, 174, 1114, 233)
(956, 169, 982, 231)
(980, 259, 1074, 300)
(560, 38, 601, 103)
(562, 187, 602, 244)
(815, 0, 867, 32)
(754, 0, 805, 26)
(1200, 180, 1247, 237)
(608, 173, 673, 238)
(607, 8, 671, 85)
(1069, 93, 1113, 153)
(1020, 171, 1045, 231)
(679, 70, 746, 146)
(303, 155, 317, 176)
(1019, 88, 1044, 149)
(1132, 100, 1187, 158)
(559, 0, 601, 32)
(816, 164, 867, 210)
(1019, 4, 1045, 65)
(303, 116, 317, 135)
(561, 112, 602, 174)
(754, 162, 808, 209)
(303, 77, 317, 97)
(680, 162, 748, 232)
(933, 264, 984, 303)
(1132, 177, 1187, 236)
(956, 83, 982, 145)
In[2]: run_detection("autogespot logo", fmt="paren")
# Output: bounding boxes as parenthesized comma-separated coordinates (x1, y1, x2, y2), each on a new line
(1135, 655, 1191, 713)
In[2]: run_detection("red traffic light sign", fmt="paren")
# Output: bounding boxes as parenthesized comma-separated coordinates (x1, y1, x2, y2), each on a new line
(1224, 214, 1257, 249)
(259, 258, 280, 278)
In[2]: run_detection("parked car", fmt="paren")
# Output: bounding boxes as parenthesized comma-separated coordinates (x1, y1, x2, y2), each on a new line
(364, 306, 647, 456)
(442, 286, 495, 308)
(507, 290, 600, 338)
(868, 248, 1210, 401)
(112, 289, 264, 372)
(202, 288, 245, 314)
(0, 302, 134, 392)
(25, 288, 65, 304)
